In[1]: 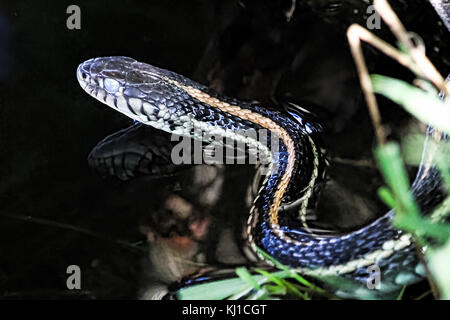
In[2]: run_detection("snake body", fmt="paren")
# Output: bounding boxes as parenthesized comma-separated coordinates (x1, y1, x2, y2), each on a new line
(77, 56, 445, 298)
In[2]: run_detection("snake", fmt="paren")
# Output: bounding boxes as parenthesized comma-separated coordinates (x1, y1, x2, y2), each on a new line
(77, 56, 447, 299)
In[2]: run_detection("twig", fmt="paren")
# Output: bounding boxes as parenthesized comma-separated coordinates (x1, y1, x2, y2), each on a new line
(347, 25, 386, 145)
(347, 25, 414, 71)
(346, 1, 450, 145)
(374, 0, 450, 95)
(285, 0, 296, 22)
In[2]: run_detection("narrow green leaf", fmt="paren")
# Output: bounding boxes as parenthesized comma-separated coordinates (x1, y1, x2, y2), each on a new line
(235, 267, 261, 290)
(254, 268, 287, 288)
(396, 285, 407, 300)
(255, 248, 327, 294)
(247, 288, 270, 300)
(371, 74, 450, 135)
(265, 284, 287, 295)
(375, 143, 450, 243)
(375, 142, 421, 219)
(377, 186, 396, 209)
(255, 268, 309, 299)
(177, 276, 257, 300)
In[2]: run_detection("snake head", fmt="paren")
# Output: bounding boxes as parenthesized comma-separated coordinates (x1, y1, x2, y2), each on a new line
(77, 56, 196, 132)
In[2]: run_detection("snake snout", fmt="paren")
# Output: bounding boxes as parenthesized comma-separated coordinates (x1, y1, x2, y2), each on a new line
(76, 59, 94, 88)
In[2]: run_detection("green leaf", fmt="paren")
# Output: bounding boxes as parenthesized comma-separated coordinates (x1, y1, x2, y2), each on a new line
(255, 248, 328, 295)
(255, 268, 309, 299)
(396, 285, 407, 300)
(235, 267, 261, 290)
(375, 143, 450, 243)
(176, 277, 254, 300)
(254, 268, 287, 288)
(256, 248, 314, 287)
(265, 284, 287, 295)
(247, 288, 270, 300)
(377, 186, 396, 209)
(371, 74, 450, 135)
(375, 142, 421, 220)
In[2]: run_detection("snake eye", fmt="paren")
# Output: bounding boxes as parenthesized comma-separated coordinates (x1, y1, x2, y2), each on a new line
(104, 78, 120, 93)
(81, 72, 87, 80)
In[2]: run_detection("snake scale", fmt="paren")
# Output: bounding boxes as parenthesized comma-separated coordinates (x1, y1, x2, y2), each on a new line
(77, 56, 447, 298)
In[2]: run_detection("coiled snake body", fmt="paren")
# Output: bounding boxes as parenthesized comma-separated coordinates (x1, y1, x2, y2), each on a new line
(77, 56, 446, 298)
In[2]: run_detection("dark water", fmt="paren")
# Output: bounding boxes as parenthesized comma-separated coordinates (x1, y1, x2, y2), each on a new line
(0, 0, 448, 299)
